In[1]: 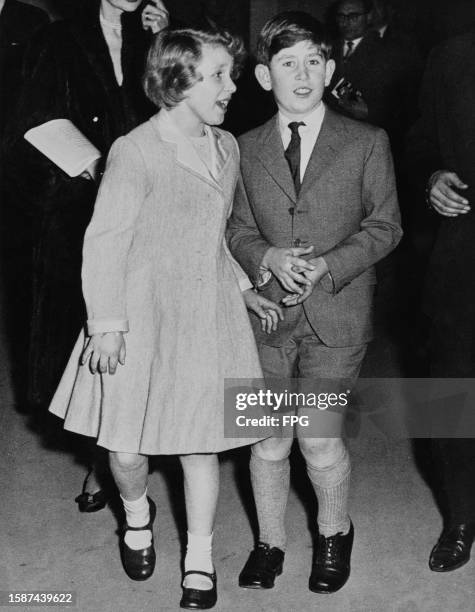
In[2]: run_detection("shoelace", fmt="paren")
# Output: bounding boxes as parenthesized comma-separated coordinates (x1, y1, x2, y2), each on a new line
(315, 533, 344, 566)
(251, 544, 279, 571)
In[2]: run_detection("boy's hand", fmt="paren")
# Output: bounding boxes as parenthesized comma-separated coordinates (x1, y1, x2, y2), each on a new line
(262, 245, 315, 294)
(81, 332, 126, 375)
(142, 0, 169, 33)
(428, 170, 470, 217)
(282, 257, 329, 306)
(243, 289, 284, 334)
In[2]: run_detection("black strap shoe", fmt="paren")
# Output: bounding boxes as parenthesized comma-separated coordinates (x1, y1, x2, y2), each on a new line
(309, 522, 354, 594)
(429, 523, 475, 572)
(75, 470, 108, 513)
(180, 570, 217, 610)
(239, 542, 285, 589)
(120, 498, 156, 581)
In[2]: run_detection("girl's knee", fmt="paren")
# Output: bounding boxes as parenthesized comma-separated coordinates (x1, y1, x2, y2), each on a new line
(110, 451, 145, 471)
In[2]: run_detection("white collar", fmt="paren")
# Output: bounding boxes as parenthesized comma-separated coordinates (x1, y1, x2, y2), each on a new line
(278, 102, 326, 137)
(153, 110, 229, 188)
(345, 36, 363, 48)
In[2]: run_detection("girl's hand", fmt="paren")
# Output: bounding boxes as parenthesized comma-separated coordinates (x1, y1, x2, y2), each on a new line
(141, 0, 169, 34)
(81, 332, 126, 375)
(243, 289, 284, 334)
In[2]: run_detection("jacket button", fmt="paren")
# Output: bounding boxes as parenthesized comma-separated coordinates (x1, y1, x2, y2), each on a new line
(92, 116, 99, 123)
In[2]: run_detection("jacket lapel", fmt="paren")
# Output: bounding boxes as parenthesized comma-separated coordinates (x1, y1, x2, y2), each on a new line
(153, 111, 229, 193)
(255, 117, 297, 204)
(299, 109, 346, 201)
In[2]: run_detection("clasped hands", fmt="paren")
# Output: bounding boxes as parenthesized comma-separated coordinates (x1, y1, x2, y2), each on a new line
(262, 245, 329, 307)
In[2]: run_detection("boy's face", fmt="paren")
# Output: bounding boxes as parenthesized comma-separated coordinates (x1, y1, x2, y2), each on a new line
(255, 41, 335, 121)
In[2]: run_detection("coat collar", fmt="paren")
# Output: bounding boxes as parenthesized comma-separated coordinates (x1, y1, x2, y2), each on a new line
(254, 107, 346, 204)
(152, 110, 232, 192)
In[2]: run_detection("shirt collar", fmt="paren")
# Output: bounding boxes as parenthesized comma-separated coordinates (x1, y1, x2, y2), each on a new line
(278, 102, 326, 139)
(345, 36, 363, 48)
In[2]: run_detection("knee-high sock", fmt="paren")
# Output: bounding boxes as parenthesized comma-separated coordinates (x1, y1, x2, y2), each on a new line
(250, 453, 290, 550)
(306, 447, 351, 537)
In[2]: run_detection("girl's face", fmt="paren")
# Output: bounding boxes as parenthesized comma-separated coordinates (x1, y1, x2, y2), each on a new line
(180, 44, 237, 134)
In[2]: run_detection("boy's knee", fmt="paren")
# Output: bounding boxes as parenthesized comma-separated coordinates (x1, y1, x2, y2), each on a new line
(298, 437, 345, 468)
(252, 437, 292, 462)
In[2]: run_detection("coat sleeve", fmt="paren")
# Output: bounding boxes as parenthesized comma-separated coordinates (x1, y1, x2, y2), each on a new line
(322, 128, 403, 292)
(226, 169, 273, 288)
(405, 46, 444, 186)
(83, 136, 149, 335)
(4, 23, 95, 210)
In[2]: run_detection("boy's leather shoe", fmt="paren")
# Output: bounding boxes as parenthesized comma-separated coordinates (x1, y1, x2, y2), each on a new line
(239, 542, 285, 589)
(429, 523, 475, 572)
(309, 522, 354, 594)
(120, 498, 156, 581)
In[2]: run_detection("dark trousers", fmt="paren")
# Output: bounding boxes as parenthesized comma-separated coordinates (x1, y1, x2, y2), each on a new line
(429, 315, 475, 524)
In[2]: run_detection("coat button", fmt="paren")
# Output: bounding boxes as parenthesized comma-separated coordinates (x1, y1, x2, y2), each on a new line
(92, 116, 99, 123)
(293, 238, 301, 247)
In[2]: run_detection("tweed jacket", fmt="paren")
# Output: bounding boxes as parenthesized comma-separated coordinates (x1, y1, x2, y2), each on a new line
(227, 107, 402, 348)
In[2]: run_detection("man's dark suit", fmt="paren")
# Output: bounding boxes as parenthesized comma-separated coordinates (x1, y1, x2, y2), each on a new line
(406, 31, 475, 526)
(328, 30, 422, 153)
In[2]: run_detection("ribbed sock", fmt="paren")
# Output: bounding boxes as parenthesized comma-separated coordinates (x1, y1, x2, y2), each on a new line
(183, 531, 214, 590)
(306, 447, 351, 537)
(121, 490, 152, 550)
(250, 453, 290, 550)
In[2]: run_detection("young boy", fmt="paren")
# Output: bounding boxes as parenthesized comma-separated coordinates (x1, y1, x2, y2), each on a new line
(227, 11, 402, 594)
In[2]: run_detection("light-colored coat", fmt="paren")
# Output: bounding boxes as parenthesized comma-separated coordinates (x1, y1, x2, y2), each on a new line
(227, 108, 403, 348)
(49, 111, 263, 455)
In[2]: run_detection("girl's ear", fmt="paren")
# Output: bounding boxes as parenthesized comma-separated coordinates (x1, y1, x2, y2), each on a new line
(255, 64, 272, 92)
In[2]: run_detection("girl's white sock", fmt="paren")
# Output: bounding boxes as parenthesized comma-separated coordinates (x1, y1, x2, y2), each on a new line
(121, 490, 152, 550)
(183, 531, 214, 590)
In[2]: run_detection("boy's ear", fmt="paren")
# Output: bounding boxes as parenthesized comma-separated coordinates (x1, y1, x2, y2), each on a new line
(255, 63, 272, 92)
(324, 58, 336, 87)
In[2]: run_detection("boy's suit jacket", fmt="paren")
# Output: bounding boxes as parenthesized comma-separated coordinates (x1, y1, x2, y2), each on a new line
(227, 107, 402, 348)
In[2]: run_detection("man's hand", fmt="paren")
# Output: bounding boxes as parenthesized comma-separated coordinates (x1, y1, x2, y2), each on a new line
(428, 170, 470, 217)
(337, 90, 368, 120)
(141, 0, 169, 33)
(81, 332, 126, 375)
(243, 290, 284, 334)
(262, 245, 315, 294)
(281, 257, 329, 306)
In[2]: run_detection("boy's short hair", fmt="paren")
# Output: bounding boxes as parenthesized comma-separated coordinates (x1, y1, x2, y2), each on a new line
(256, 11, 332, 66)
(144, 27, 246, 109)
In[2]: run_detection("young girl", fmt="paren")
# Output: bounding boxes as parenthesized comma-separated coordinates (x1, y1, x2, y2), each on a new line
(49, 27, 282, 609)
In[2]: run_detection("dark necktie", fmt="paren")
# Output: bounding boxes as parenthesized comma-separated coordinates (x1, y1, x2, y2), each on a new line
(344, 40, 354, 60)
(284, 121, 305, 195)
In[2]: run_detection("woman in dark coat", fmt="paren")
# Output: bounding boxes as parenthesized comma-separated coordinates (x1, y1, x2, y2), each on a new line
(6, 0, 168, 511)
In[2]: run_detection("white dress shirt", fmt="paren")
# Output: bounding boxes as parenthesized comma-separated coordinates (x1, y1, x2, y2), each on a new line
(278, 102, 326, 184)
